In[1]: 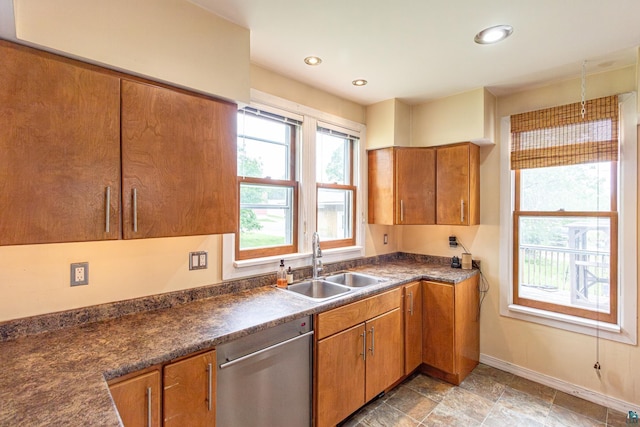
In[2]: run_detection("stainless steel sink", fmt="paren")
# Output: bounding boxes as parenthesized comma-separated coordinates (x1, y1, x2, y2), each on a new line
(284, 279, 351, 301)
(324, 272, 386, 287)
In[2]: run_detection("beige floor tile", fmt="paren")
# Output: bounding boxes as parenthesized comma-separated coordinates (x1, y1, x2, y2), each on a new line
(472, 363, 515, 385)
(482, 404, 545, 427)
(420, 405, 481, 427)
(459, 372, 506, 402)
(384, 385, 438, 422)
(361, 403, 420, 427)
(437, 387, 494, 423)
(607, 408, 636, 426)
(553, 391, 607, 422)
(545, 405, 606, 427)
(494, 387, 551, 425)
(507, 375, 557, 403)
(403, 374, 453, 402)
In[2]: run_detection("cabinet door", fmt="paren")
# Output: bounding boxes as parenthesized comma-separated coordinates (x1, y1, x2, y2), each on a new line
(0, 41, 121, 245)
(110, 370, 161, 427)
(163, 350, 216, 427)
(436, 143, 479, 225)
(121, 80, 237, 239)
(396, 148, 436, 224)
(367, 148, 394, 225)
(365, 307, 403, 402)
(404, 281, 423, 374)
(422, 281, 455, 373)
(316, 323, 366, 427)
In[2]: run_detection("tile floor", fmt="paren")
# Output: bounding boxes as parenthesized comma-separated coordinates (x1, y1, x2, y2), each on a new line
(339, 364, 631, 427)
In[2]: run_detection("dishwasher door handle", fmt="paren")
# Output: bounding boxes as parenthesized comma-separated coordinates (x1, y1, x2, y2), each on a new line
(219, 330, 314, 370)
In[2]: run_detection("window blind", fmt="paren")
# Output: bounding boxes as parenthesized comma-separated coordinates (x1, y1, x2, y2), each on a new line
(510, 95, 619, 170)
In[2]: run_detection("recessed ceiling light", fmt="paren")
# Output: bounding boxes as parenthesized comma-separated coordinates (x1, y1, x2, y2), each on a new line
(474, 24, 513, 44)
(352, 79, 368, 86)
(304, 56, 322, 66)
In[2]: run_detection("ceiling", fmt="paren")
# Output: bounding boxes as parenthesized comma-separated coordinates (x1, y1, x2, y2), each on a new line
(191, 0, 640, 106)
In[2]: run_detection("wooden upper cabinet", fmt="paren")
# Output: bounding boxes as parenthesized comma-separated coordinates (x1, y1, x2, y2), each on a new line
(0, 41, 121, 245)
(121, 80, 238, 239)
(368, 147, 436, 225)
(436, 142, 480, 226)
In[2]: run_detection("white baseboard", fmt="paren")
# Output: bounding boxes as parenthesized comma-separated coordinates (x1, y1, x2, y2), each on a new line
(479, 353, 640, 414)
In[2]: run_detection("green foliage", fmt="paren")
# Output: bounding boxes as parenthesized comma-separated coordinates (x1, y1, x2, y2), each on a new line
(240, 209, 262, 233)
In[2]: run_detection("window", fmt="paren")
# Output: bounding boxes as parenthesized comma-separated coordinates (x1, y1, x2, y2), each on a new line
(499, 93, 638, 345)
(236, 108, 300, 260)
(316, 126, 357, 249)
(224, 92, 365, 277)
(511, 96, 619, 324)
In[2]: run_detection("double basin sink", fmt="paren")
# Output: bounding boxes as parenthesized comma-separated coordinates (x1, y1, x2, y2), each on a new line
(284, 272, 388, 302)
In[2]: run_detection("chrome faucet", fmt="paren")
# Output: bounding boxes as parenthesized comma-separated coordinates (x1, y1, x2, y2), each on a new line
(312, 232, 323, 279)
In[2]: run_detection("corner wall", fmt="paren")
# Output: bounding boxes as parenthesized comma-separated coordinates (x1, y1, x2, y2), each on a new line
(401, 65, 639, 407)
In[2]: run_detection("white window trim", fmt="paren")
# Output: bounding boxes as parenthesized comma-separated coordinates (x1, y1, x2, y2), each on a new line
(499, 92, 637, 344)
(222, 89, 366, 280)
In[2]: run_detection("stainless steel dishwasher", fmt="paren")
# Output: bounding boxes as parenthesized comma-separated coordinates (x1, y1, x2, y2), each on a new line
(216, 316, 313, 426)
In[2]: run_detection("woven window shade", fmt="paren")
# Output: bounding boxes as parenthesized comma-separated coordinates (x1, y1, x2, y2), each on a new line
(510, 95, 619, 170)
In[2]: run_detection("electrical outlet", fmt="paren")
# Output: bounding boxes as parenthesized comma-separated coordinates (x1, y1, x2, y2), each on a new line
(449, 236, 458, 248)
(70, 262, 89, 286)
(383, 234, 388, 244)
(189, 251, 208, 270)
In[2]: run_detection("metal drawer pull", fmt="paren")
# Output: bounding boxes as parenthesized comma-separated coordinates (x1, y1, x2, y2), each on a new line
(369, 327, 375, 356)
(207, 363, 213, 411)
(219, 331, 314, 369)
(146, 386, 152, 427)
(133, 188, 138, 232)
(105, 186, 111, 233)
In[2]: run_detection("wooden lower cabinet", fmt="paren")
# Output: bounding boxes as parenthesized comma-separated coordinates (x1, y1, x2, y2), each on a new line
(422, 275, 480, 385)
(163, 350, 216, 427)
(316, 323, 366, 427)
(109, 370, 161, 427)
(403, 281, 423, 374)
(315, 288, 403, 427)
(109, 350, 216, 427)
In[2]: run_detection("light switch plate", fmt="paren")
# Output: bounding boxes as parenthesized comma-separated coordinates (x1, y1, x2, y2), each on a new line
(70, 262, 89, 286)
(189, 251, 208, 270)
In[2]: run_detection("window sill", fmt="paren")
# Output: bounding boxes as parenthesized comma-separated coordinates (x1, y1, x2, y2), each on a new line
(222, 233, 364, 280)
(501, 303, 635, 345)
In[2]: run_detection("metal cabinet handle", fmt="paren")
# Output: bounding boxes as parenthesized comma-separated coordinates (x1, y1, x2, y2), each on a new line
(400, 200, 404, 222)
(408, 291, 414, 315)
(460, 199, 465, 223)
(219, 331, 314, 369)
(133, 188, 138, 232)
(146, 386, 152, 427)
(360, 330, 366, 361)
(207, 363, 213, 411)
(369, 327, 375, 356)
(105, 186, 111, 233)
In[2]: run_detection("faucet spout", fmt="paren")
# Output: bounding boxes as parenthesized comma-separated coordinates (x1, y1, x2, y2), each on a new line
(312, 232, 323, 279)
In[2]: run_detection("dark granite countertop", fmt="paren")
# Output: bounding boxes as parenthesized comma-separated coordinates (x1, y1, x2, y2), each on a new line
(0, 255, 477, 426)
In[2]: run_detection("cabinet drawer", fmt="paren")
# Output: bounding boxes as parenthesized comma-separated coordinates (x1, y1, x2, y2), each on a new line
(317, 288, 401, 340)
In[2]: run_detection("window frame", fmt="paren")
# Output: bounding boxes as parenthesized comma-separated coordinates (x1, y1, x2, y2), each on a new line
(512, 165, 619, 322)
(222, 90, 366, 280)
(498, 92, 637, 344)
(316, 125, 358, 249)
(235, 108, 300, 260)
